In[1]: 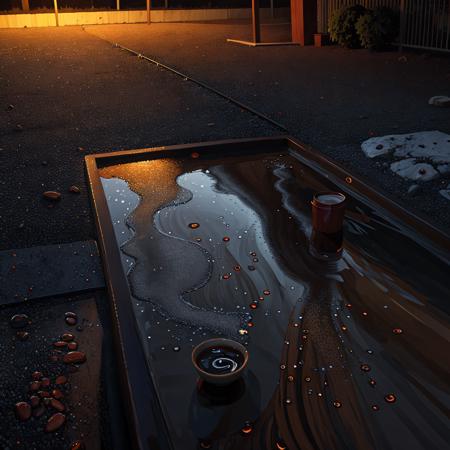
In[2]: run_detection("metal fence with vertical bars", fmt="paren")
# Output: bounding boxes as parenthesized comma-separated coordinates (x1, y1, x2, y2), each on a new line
(317, 0, 450, 52)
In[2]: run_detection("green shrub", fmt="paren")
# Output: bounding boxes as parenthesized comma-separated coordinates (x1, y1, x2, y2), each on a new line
(329, 4, 367, 48)
(356, 7, 400, 50)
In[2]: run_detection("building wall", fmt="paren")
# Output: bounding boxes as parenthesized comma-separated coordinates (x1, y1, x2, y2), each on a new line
(0, 7, 290, 28)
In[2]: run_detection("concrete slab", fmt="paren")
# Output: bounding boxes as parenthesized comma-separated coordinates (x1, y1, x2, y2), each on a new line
(0, 241, 104, 305)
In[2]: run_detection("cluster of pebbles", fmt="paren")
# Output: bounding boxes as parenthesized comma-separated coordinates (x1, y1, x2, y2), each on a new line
(10, 311, 86, 449)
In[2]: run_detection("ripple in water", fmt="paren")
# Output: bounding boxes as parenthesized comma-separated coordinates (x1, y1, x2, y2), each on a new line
(197, 346, 244, 375)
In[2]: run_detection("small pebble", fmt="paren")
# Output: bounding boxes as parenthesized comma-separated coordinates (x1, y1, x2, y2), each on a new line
(16, 331, 29, 341)
(45, 413, 66, 432)
(15, 402, 31, 421)
(61, 333, 75, 342)
(69, 185, 81, 194)
(43, 191, 61, 201)
(55, 375, 68, 385)
(63, 351, 86, 365)
(50, 398, 65, 412)
(33, 405, 46, 418)
(30, 395, 40, 408)
(51, 389, 64, 400)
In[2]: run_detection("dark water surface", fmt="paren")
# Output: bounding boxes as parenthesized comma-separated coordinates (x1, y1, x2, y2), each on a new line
(99, 150, 449, 450)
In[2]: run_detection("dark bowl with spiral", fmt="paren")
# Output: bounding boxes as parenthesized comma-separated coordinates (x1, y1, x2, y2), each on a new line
(192, 338, 249, 386)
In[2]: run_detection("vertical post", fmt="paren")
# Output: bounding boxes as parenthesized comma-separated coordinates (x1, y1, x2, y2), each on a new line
(252, 0, 261, 43)
(399, 0, 406, 51)
(116, 0, 120, 11)
(147, 0, 151, 24)
(270, 0, 274, 19)
(165, 0, 169, 9)
(53, 0, 59, 27)
(291, 0, 317, 45)
(21, 0, 30, 12)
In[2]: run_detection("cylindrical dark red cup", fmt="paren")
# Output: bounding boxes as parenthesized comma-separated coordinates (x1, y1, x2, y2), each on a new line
(310, 229, 343, 261)
(311, 192, 346, 234)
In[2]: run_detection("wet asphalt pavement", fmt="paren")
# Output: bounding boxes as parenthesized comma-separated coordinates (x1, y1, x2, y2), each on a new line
(1, 23, 449, 253)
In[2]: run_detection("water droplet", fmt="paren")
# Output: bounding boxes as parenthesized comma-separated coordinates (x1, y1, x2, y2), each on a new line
(188, 222, 200, 229)
(222, 274, 231, 280)
(252, 257, 259, 262)
(341, 325, 347, 331)
(285, 398, 292, 405)
(238, 329, 248, 336)
(199, 441, 211, 449)
(222, 236, 230, 242)
(392, 328, 403, 335)
(263, 289, 270, 296)
(16, 331, 29, 341)
(247, 265, 256, 271)
(233, 265, 241, 272)
(280, 364, 286, 370)
(241, 422, 253, 435)
(249, 302, 258, 310)
(345, 303, 352, 309)
(276, 442, 287, 450)
(287, 375, 294, 382)
(191, 152, 200, 159)
(195, 237, 202, 242)
(384, 394, 396, 403)
(173, 346, 180, 352)
(10, 314, 30, 329)
(250, 251, 257, 257)
(345, 176, 353, 184)
(369, 378, 376, 387)
(362, 311, 368, 317)
(70, 441, 86, 450)
(305, 377, 311, 382)
(247, 321, 254, 327)
(333, 401, 342, 408)
(360, 364, 371, 372)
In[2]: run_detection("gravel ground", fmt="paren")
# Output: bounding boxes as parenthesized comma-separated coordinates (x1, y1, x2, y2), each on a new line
(0, 26, 279, 251)
(0, 23, 449, 252)
(87, 23, 450, 233)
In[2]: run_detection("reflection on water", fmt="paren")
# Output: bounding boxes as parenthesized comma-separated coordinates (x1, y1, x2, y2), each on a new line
(100, 151, 450, 450)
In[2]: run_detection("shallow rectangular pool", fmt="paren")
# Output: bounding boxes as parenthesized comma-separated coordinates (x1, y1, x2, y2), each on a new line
(86, 137, 450, 450)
